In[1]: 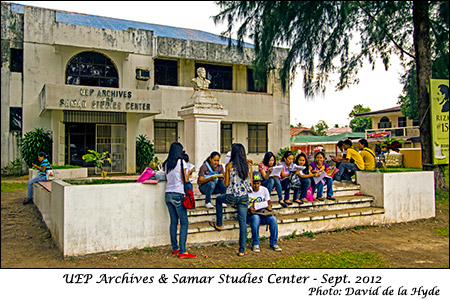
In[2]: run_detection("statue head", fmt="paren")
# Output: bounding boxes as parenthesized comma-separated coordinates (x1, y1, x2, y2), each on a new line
(197, 67, 206, 79)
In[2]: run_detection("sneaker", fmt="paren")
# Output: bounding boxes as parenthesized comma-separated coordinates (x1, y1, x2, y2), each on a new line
(172, 250, 179, 255)
(271, 245, 282, 252)
(252, 245, 261, 253)
(205, 203, 214, 209)
(327, 196, 336, 200)
(178, 252, 196, 259)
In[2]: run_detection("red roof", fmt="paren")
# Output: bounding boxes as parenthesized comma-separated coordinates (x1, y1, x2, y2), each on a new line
(290, 127, 312, 137)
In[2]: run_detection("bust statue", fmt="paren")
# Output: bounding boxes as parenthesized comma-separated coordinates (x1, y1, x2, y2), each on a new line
(191, 67, 210, 91)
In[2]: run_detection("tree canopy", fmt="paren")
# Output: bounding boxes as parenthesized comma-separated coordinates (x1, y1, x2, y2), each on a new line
(349, 104, 372, 132)
(214, 1, 448, 97)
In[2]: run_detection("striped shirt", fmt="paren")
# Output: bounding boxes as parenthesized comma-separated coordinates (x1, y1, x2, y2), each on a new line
(39, 159, 51, 176)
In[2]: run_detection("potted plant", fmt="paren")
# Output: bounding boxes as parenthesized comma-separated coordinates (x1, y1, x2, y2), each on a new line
(82, 150, 111, 178)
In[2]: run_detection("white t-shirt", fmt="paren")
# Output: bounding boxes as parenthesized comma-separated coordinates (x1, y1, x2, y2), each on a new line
(248, 186, 271, 209)
(165, 159, 186, 194)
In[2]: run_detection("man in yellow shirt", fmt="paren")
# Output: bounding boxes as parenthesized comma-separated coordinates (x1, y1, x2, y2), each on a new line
(333, 139, 365, 182)
(358, 139, 376, 171)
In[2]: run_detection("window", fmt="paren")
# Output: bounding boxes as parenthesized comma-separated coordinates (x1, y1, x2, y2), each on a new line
(413, 119, 420, 127)
(10, 48, 23, 73)
(378, 116, 392, 129)
(9, 107, 22, 133)
(154, 59, 178, 86)
(221, 123, 233, 154)
(398, 116, 407, 127)
(195, 63, 232, 90)
(248, 124, 268, 153)
(247, 68, 267, 93)
(66, 52, 118, 88)
(154, 121, 178, 153)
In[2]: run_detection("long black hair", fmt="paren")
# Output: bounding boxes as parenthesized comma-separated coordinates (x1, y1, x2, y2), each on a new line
(162, 142, 184, 173)
(205, 151, 220, 165)
(281, 150, 294, 164)
(295, 152, 310, 175)
(230, 143, 249, 180)
(262, 151, 276, 167)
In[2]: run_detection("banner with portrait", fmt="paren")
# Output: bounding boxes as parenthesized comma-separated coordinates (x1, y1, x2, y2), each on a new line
(430, 79, 449, 165)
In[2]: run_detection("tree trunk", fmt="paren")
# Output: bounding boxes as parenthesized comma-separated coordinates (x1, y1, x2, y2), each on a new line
(413, 1, 448, 191)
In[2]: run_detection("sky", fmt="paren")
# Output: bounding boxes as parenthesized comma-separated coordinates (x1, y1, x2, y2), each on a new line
(9, 1, 406, 128)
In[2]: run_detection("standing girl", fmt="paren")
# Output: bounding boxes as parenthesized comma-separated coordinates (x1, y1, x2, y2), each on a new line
(209, 143, 253, 257)
(310, 151, 336, 201)
(259, 152, 283, 202)
(163, 142, 196, 259)
(291, 153, 318, 205)
(278, 151, 294, 207)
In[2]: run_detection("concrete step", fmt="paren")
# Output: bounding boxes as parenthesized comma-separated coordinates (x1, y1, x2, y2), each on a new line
(192, 182, 362, 206)
(185, 207, 385, 246)
(187, 195, 375, 224)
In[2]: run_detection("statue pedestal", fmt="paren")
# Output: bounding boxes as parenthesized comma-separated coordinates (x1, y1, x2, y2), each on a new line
(178, 100, 228, 166)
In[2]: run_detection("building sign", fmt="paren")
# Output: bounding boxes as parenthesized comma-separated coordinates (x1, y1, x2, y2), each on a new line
(367, 132, 391, 138)
(430, 79, 449, 165)
(58, 88, 152, 112)
(39, 84, 161, 115)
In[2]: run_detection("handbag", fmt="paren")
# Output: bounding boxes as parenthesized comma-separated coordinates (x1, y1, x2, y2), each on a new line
(306, 186, 314, 202)
(46, 169, 55, 181)
(288, 172, 301, 189)
(137, 167, 156, 183)
(181, 160, 195, 209)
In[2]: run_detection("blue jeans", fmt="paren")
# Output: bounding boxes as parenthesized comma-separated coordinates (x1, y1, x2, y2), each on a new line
(293, 177, 312, 200)
(27, 175, 47, 200)
(199, 180, 227, 204)
(247, 214, 278, 247)
(215, 194, 248, 253)
(165, 192, 188, 253)
(280, 178, 290, 200)
(311, 177, 334, 198)
(261, 177, 283, 201)
(334, 162, 360, 181)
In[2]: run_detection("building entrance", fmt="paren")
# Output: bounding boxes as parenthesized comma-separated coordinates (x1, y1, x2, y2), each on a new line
(64, 111, 126, 174)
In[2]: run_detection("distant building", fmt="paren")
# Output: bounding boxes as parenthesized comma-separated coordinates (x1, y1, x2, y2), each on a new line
(354, 106, 421, 148)
(290, 126, 318, 137)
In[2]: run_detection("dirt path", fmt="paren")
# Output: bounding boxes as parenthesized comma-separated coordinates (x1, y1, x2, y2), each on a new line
(1, 178, 448, 268)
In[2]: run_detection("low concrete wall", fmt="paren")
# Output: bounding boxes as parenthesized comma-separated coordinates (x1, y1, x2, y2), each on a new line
(29, 168, 88, 180)
(36, 180, 170, 257)
(357, 171, 435, 223)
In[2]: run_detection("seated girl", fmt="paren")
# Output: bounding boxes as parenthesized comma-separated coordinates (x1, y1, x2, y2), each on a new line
(310, 151, 335, 201)
(198, 151, 227, 209)
(259, 152, 283, 203)
(291, 153, 318, 205)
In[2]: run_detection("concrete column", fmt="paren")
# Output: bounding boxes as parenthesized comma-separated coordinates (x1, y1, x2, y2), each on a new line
(51, 110, 64, 165)
(126, 113, 138, 174)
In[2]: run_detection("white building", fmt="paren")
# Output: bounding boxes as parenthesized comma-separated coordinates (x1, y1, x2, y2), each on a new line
(1, 2, 291, 174)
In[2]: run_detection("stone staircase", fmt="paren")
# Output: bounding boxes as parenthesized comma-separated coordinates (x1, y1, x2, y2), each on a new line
(186, 181, 385, 246)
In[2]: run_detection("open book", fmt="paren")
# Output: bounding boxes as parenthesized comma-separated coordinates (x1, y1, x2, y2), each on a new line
(270, 165, 283, 177)
(325, 166, 338, 178)
(290, 164, 306, 172)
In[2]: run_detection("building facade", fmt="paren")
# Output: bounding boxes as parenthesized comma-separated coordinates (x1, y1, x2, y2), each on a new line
(1, 3, 290, 173)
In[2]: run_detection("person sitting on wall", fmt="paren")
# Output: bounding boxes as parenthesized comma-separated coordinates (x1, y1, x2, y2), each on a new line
(198, 151, 227, 209)
(247, 171, 282, 253)
(24, 152, 52, 205)
(358, 138, 376, 171)
(333, 139, 365, 182)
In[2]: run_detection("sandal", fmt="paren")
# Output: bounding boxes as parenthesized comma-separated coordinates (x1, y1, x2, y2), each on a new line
(209, 221, 222, 231)
(316, 197, 324, 201)
(279, 200, 287, 208)
(285, 200, 293, 206)
(294, 199, 304, 205)
(237, 252, 248, 257)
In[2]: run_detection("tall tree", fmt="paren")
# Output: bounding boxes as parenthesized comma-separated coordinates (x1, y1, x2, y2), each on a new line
(215, 1, 449, 190)
(313, 120, 329, 136)
(349, 104, 372, 132)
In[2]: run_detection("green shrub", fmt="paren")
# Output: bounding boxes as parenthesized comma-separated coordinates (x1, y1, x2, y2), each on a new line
(136, 135, 155, 173)
(1, 158, 26, 176)
(20, 128, 52, 168)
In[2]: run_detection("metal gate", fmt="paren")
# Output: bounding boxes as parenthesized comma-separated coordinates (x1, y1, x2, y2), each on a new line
(96, 124, 126, 174)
